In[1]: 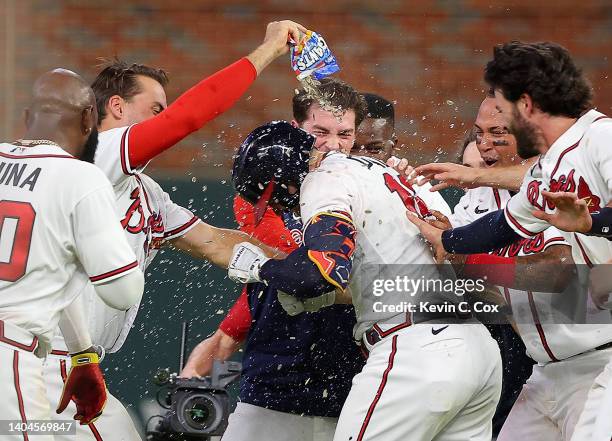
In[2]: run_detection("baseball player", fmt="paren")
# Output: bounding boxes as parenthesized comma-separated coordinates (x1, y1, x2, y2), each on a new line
(42, 20, 307, 441)
(0, 70, 144, 438)
(440, 95, 612, 441)
(182, 91, 397, 441)
(408, 41, 612, 441)
(228, 120, 502, 440)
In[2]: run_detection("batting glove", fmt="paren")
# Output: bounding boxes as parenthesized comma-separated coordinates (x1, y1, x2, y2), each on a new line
(56, 351, 107, 425)
(228, 242, 270, 284)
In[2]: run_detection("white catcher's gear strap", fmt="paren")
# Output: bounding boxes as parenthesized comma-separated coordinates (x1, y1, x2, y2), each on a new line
(228, 242, 270, 284)
(277, 290, 336, 316)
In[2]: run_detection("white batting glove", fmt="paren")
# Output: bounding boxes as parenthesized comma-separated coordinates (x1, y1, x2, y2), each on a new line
(228, 242, 270, 284)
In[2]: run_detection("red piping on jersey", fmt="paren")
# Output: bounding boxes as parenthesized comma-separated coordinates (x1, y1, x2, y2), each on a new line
(0, 321, 38, 352)
(126, 58, 257, 169)
(163, 216, 199, 239)
(89, 260, 138, 283)
(0, 152, 74, 160)
(119, 127, 132, 176)
(493, 189, 502, 210)
(50, 349, 69, 356)
(13, 351, 29, 441)
(527, 291, 559, 362)
(573, 234, 594, 268)
(357, 335, 398, 441)
(550, 140, 580, 178)
(505, 207, 538, 237)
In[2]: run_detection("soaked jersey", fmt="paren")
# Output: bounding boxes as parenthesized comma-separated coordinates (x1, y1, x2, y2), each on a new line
(53, 126, 200, 353)
(505, 110, 612, 265)
(300, 152, 453, 339)
(452, 186, 612, 363)
(0, 142, 138, 346)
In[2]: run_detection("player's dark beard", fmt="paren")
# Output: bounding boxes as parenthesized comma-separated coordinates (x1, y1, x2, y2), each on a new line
(510, 106, 540, 159)
(79, 126, 99, 163)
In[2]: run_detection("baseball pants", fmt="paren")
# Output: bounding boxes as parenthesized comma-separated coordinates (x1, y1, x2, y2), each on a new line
(0, 320, 54, 441)
(43, 355, 142, 441)
(333, 321, 502, 441)
(221, 402, 338, 441)
(498, 347, 612, 441)
(571, 352, 612, 441)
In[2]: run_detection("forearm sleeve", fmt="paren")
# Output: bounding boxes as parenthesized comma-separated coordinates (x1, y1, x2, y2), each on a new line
(93, 269, 144, 310)
(442, 209, 523, 254)
(128, 58, 257, 167)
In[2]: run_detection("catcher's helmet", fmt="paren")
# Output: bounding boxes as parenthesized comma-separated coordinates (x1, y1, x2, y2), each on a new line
(232, 121, 315, 221)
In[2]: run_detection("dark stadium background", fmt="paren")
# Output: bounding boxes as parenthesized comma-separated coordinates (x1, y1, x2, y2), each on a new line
(1, 0, 610, 428)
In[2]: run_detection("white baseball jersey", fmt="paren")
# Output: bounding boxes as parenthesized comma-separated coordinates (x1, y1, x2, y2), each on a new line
(451, 185, 612, 363)
(0, 142, 138, 346)
(505, 110, 612, 265)
(52, 126, 201, 353)
(300, 152, 453, 339)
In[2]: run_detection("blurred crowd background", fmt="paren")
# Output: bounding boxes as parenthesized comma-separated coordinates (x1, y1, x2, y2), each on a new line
(1, 0, 610, 429)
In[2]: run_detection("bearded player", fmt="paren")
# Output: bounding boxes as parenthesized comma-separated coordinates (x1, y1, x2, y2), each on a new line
(227, 120, 502, 441)
(409, 41, 612, 441)
(437, 95, 612, 441)
(0, 70, 145, 434)
(41, 20, 306, 441)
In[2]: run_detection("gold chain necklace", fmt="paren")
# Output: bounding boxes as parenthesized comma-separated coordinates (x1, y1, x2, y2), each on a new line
(14, 139, 60, 147)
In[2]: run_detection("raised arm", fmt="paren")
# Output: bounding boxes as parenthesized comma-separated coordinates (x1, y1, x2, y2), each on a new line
(127, 20, 308, 167)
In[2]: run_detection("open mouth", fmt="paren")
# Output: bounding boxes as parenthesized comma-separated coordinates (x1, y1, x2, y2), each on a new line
(483, 158, 498, 167)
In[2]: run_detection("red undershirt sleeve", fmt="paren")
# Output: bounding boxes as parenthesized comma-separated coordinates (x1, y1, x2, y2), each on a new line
(127, 58, 257, 167)
(219, 287, 252, 342)
(463, 253, 517, 287)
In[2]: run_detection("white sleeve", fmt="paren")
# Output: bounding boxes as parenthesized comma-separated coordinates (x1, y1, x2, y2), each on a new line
(58, 295, 93, 353)
(586, 119, 612, 198)
(160, 190, 201, 240)
(72, 182, 139, 285)
(93, 270, 144, 311)
(414, 181, 452, 218)
(504, 177, 550, 238)
(95, 125, 147, 187)
(300, 165, 357, 226)
(448, 192, 476, 228)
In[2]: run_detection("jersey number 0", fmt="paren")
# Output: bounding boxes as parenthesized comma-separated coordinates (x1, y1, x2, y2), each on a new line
(0, 200, 36, 282)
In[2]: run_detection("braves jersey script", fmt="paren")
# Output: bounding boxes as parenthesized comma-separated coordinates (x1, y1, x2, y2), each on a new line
(0, 142, 138, 346)
(451, 186, 612, 362)
(300, 152, 453, 339)
(505, 110, 612, 265)
(53, 126, 200, 353)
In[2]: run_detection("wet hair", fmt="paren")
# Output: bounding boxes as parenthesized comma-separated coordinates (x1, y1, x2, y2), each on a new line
(92, 58, 169, 124)
(362, 92, 394, 125)
(292, 77, 368, 126)
(484, 41, 592, 118)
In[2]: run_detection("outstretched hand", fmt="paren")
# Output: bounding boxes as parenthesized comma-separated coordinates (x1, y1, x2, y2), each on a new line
(413, 162, 481, 192)
(532, 191, 592, 233)
(406, 211, 448, 263)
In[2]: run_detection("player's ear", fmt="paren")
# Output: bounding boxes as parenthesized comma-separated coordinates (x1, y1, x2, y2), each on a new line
(107, 95, 125, 120)
(519, 93, 534, 115)
(290, 119, 300, 128)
